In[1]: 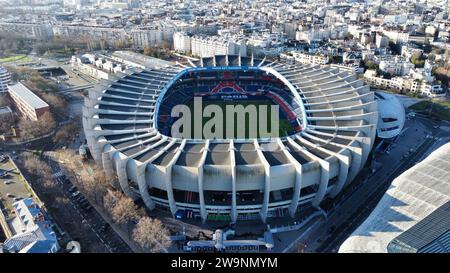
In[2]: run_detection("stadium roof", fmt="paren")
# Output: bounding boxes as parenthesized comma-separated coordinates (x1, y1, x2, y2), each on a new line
(8, 82, 49, 109)
(388, 200, 450, 253)
(339, 142, 450, 253)
(113, 50, 174, 69)
(83, 54, 378, 221)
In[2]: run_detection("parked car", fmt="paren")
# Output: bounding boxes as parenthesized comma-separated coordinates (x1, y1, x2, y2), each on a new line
(68, 186, 78, 194)
(72, 191, 81, 198)
(99, 223, 110, 232)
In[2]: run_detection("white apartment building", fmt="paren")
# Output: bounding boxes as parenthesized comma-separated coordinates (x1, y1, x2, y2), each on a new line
(290, 51, 329, 65)
(178, 35, 247, 57)
(364, 70, 445, 98)
(131, 28, 164, 49)
(53, 24, 129, 47)
(296, 29, 330, 43)
(412, 82, 445, 98)
(382, 29, 409, 44)
(379, 57, 415, 76)
(173, 32, 192, 54)
(71, 55, 111, 80)
(0, 22, 53, 40)
(376, 34, 389, 48)
(296, 25, 348, 44)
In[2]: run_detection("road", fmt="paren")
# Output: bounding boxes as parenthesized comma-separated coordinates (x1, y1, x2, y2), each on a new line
(317, 137, 435, 253)
(44, 156, 133, 253)
(293, 115, 449, 253)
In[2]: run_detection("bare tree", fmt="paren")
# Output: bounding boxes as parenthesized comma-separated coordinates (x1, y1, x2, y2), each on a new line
(103, 190, 143, 233)
(78, 166, 110, 205)
(132, 216, 171, 253)
(0, 114, 15, 135)
(22, 153, 52, 179)
(40, 92, 68, 118)
(111, 193, 142, 226)
(0, 95, 12, 107)
(19, 112, 56, 140)
(103, 190, 120, 216)
(53, 122, 80, 146)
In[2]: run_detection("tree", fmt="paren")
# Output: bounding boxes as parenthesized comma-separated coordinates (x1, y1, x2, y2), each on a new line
(0, 114, 15, 135)
(103, 190, 143, 233)
(132, 216, 171, 253)
(53, 122, 80, 146)
(78, 166, 110, 205)
(40, 92, 68, 118)
(103, 190, 120, 216)
(0, 95, 12, 107)
(111, 193, 142, 226)
(143, 46, 154, 56)
(19, 112, 56, 140)
(22, 153, 52, 179)
(411, 52, 425, 68)
(159, 40, 171, 50)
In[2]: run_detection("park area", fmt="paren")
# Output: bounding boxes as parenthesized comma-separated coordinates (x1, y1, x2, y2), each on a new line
(0, 54, 32, 64)
(410, 100, 450, 121)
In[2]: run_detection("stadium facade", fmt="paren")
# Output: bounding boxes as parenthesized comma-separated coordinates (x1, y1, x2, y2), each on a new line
(375, 92, 405, 139)
(83, 55, 378, 223)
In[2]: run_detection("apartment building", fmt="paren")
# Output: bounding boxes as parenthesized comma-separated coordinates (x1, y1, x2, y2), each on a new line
(379, 57, 415, 76)
(173, 32, 192, 53)
(364, 70, 445, 97)
(0, 22, 53, 40)
(291, 52, 330, 65)
(53, 24, 129, 47)
(131, 28, 164, 49)
(174, 33, 247, 58)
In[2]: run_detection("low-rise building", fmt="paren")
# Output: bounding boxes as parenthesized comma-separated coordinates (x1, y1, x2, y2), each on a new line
(7, 83, 50, 121)
(2, 198, 60, 253)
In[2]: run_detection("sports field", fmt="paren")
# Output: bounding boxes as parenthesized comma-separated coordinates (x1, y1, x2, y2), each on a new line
(183, 99, 294, 139)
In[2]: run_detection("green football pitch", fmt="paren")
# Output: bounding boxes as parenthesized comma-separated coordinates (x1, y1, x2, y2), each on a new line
(183, 99, 294, 139)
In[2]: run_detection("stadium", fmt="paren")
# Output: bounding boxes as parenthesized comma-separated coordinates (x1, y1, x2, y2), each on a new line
(83, 54, 378, 223)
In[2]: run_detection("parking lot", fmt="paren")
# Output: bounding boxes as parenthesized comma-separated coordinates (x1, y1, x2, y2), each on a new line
(45, 156, 133, 253)
(0, 156, 35, 220)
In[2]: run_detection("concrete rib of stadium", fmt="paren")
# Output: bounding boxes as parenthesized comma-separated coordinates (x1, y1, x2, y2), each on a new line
(83, 54, 378, 223)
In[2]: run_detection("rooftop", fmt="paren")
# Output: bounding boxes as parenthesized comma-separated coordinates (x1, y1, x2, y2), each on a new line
(2, 198, 59, 253)
(7, 82, 49, 110)
(339, 142, 450, 253)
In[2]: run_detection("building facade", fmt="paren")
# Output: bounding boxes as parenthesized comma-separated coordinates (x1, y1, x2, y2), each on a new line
(0, 66, 11, 94)
(0, 22, 53, 40)
(7, 83, 50, 121)
(281, 52, 330, 65)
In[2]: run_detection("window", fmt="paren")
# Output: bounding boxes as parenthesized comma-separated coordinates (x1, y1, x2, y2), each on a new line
(382, 117, 397, 123)
(381, 126, 399, 132)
